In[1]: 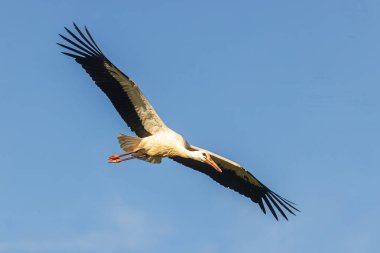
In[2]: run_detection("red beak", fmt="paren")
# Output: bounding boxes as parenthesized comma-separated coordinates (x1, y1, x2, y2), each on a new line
(205, 157, 223, 173)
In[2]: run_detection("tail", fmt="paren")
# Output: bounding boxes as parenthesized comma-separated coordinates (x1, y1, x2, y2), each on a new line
(117, 133, 142, 153)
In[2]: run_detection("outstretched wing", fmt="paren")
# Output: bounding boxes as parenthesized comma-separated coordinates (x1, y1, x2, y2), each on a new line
(58, 23, 167, 137)
(172, 145, 299, 220)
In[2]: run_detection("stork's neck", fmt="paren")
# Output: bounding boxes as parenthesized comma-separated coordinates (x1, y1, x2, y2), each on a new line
(181, 148, 202, 162)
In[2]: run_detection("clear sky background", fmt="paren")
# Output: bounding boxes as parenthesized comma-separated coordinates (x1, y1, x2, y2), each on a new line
(0, 0, 379, 252)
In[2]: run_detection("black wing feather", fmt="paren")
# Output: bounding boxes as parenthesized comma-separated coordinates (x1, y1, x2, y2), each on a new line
(267, 193, 288, 220)
(73, 23, 103, 55)
(171, 156, 299, 220)
(63, 27, 100, 56)
(58, 23, 150, 137)
(262, 195, 278, 220)
(85, 26, 103, 54)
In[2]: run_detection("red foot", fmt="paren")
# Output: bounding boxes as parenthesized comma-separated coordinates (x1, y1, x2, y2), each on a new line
(108, 158, 122, 163)
(108, 155, 120, 160)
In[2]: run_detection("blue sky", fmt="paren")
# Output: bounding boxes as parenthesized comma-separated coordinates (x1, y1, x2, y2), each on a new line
(0, 0, 379, 252)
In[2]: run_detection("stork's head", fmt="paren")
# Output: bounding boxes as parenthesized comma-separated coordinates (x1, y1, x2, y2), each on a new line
(193, 151, 222, 173)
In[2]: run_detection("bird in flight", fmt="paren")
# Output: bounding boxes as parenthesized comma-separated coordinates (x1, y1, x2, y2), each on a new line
(58, 23, 299, 220)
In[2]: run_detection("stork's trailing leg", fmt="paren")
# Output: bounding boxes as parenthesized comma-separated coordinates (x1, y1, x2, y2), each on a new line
(108, 155, 136, 163)
(109, 153, 129, 160)
(108, 134, 144, 163)
(108, 148, 141, 163)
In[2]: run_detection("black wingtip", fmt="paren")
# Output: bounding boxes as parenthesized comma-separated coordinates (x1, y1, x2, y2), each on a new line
(272, 191, 298, 206)
(268, 191, 299, 216)
(267, 193, 288, 220)
(61, 51, 83, 59)
(263, 195, 279, 220)
(84, 25, 103, 54)
(258, 199, 266, 214)
(72, 21, 80, 31)
(70, 23, 102, 55)
(57, 42, 90, 58)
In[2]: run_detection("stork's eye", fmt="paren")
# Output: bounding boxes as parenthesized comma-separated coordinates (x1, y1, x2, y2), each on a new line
(202, 153, 207, 157)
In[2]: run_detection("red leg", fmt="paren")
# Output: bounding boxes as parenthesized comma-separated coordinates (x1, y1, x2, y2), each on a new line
(108, 156, 137, 163)
(108, 148, 141, 161)
(108, 153, 129, 160)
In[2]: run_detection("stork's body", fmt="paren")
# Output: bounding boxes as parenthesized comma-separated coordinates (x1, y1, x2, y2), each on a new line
(138, 130, 189, 158)
(58, 23, 299, 220)
(112, 130, 222, 172)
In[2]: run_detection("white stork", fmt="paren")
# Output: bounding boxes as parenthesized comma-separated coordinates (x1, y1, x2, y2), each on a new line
(58, 23, 299, 220)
